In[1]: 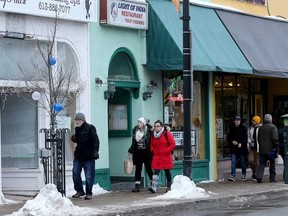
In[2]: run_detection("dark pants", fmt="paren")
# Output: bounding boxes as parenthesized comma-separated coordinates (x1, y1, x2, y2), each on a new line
(134, 152, 153, 182)
(154, 169, 172, 183)
(72, 159, 95, 195)
(257, 154, 276, 182)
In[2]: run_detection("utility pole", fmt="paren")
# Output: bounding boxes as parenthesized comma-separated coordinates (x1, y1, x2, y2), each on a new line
(182, 0, 192, 178)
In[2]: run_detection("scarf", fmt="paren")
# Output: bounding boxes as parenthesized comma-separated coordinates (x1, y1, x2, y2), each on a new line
(135, 129, 144, 142)
(154, 127, 164, 139)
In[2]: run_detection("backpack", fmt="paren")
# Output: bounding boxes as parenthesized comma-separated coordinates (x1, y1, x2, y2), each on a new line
(163, 127, 174, 155)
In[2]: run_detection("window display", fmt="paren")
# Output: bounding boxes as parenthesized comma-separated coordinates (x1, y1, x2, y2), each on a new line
(163, 72, 203, 160)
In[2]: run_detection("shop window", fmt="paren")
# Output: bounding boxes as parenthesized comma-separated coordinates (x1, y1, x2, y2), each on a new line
(1, 94, 38, 168)
(0, 38, 78, 81)
(109, 52, 136, 81)
(163, 72, 203, 160)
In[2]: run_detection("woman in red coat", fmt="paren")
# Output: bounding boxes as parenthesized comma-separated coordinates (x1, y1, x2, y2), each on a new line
(148, 120, 176, 193)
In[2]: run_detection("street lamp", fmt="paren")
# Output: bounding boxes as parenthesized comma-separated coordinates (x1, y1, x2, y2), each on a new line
(182, 0, 192, 179)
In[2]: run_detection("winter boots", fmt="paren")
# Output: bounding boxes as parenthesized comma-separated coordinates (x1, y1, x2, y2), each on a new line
(166, 182, 172, 192)
(148, 175, 159, 193)
(132, 182, 141, 192)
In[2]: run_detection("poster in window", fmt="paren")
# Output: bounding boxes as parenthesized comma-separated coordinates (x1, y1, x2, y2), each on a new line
(109, 104, 128, 130)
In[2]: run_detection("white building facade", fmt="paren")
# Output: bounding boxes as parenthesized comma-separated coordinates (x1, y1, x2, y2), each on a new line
(0, 0, 95, 193)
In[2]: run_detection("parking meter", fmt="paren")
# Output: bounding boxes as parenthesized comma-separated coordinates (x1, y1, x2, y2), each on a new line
(281, 114, 288, 184)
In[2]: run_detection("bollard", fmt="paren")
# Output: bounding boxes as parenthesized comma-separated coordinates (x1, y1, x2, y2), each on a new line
(281, 114, 288, 184)
(284, 129, 288, 184)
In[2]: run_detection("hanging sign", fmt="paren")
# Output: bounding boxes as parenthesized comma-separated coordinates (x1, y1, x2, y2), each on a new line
(0, 0, 97, 22)
(100, 0, 148, 30)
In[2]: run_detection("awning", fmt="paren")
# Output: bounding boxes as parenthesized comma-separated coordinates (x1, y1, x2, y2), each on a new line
(216, 9, 288, 78)
(147, 0, 252, 74)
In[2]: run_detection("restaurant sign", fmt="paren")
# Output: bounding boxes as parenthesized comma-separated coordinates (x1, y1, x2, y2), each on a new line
(100, 0, 148, 30)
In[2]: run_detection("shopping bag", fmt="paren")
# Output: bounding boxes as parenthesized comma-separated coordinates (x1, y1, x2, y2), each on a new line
(124, 157, 134, 175)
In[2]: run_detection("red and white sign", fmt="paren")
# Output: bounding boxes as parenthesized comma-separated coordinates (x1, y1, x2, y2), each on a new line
(0, 0, 97, 23)
(100, 0, 148, 30)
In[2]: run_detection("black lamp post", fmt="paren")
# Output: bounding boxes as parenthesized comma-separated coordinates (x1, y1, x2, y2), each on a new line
(182, 0, 192, 178)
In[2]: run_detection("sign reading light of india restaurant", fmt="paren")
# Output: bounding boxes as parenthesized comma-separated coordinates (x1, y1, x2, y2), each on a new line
(100, 0, 148, 30)
(0, 0, 97, 23)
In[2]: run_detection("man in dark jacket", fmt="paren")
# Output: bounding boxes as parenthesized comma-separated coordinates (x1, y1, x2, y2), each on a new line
(257, 114, 279, 183)
(71, 112, 100, 200)
(227, 116, 248, 181)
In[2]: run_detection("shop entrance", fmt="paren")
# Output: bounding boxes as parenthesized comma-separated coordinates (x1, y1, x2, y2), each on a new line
(215, 75, 265, 160)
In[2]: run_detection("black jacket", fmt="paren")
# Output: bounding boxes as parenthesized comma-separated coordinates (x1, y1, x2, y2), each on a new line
(258, 122, 279, 155)
(128, 124, 152, 164)
(227, 124, 248, 155)
(73, 121, 100, 161)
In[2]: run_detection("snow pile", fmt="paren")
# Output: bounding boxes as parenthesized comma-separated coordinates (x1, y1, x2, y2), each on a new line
(8, 184, 96, 216)
(150, 175, 210, 200)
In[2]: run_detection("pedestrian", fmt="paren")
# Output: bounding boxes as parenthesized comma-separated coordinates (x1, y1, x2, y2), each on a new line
(128, 117, 153, 192)
(227, 115, 248, 181)
(148, 120, 176, 193)
(71, 112, 100, 200)
(257, 114, 279, 183)
(247, 115, 262, 181)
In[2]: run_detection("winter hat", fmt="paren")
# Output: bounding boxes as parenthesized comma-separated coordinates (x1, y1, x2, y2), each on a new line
(252, 116, 261, 124)
(75, 112, 86, 121)
(264, 114, 272, 123)
(234, 115, 241, 120)
(138, 117, 147, 125)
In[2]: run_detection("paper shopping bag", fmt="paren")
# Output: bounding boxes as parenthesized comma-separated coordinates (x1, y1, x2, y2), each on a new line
(124, 158, 134, 175)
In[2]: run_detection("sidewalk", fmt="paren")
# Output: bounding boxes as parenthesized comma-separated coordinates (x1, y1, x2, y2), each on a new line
(1, 165, 288, 216)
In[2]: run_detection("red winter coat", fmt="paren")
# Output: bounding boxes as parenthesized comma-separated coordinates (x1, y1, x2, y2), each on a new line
(150, 131, 176, 169)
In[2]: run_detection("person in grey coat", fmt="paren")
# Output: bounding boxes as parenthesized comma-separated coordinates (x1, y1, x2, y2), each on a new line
(257, 114, 279, 183)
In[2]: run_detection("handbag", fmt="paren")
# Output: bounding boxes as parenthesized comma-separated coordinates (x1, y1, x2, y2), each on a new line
(124, 154, 134, 175)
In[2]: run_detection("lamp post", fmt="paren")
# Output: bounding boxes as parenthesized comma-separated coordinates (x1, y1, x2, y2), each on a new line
(182, 0, 192, 178)
(281, 114, 288, 184)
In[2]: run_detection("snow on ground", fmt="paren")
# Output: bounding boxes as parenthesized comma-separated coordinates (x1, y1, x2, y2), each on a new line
(149, 175, 210, 200)
(5, 175, 212, 215)
(0, 192, 18, 205)
(7, 184, 106, 216)
(66, 183, 109, 198)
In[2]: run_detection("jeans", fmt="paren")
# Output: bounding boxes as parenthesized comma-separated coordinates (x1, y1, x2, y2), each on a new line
(231, 153, 247, 176)
(154, 169, 172, 182)
(72, 159, 95, 195)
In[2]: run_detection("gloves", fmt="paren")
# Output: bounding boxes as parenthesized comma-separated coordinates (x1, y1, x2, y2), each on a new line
(71, 135, 77, 143)
(232, 141, 238, 145)
(94, 152, 99, 160)
(146, 123, 152, 130)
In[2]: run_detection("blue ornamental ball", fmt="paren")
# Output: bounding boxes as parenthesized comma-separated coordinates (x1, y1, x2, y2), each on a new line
(49, 56, 56, 66)
(53, 103, 62, 112)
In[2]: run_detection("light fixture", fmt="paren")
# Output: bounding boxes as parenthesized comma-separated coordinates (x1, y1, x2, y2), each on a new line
(95, 77, 103, 87)
(1, 31, 26, 39)
(104, 81, 116, 99)
(143, 80, 157, 101)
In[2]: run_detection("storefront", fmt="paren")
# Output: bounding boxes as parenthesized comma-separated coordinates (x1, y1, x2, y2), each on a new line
(147, 0, 288, 181)
(0, 1, 94, 193)
(147, 0, 253, 181)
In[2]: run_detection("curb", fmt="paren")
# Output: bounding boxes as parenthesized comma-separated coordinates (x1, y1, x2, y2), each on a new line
(105, 188, 288, 216)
